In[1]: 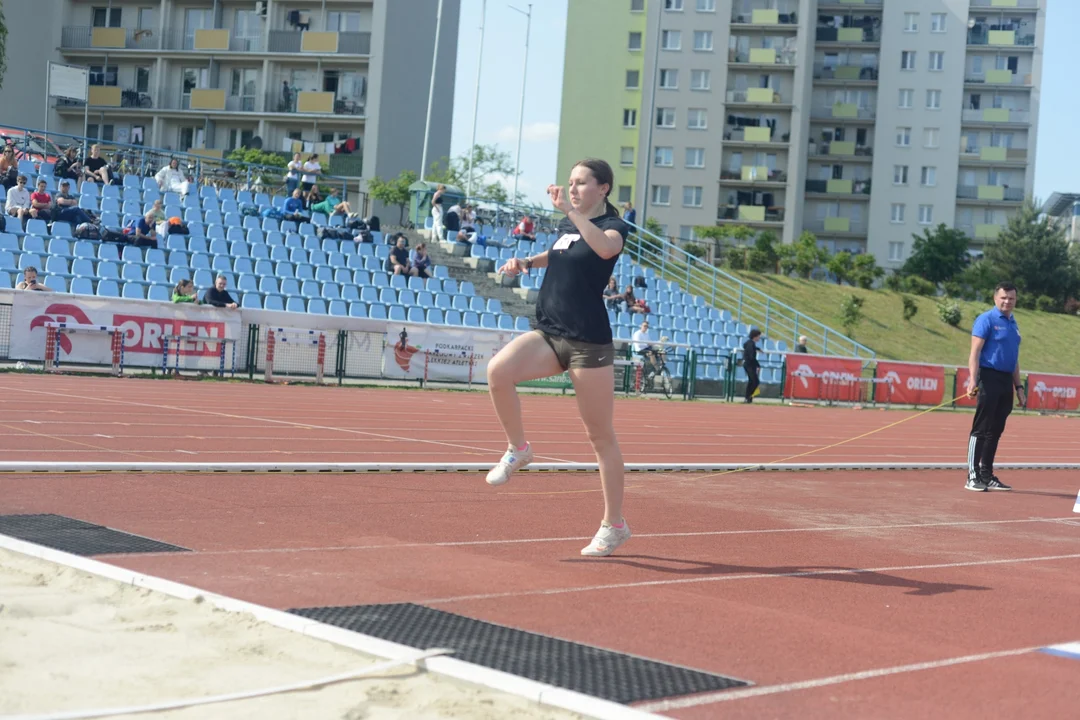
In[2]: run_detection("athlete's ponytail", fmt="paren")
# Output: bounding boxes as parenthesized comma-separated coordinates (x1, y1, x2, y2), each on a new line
(572, 158, 617, 215)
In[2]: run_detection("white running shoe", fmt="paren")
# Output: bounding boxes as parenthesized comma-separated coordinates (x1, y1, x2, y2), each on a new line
(485, 443, 533, 486)
(580, 520, 632, 557)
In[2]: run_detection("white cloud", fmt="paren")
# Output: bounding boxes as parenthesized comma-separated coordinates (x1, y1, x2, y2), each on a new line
(495, 121, 559, 144)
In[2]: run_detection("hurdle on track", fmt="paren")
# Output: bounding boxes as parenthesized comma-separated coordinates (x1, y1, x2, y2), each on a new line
(161, 334, 237, 376)
(1, 462, 1078, 474)
(43, 321, 124, 376)
(264, 327, 326, 384)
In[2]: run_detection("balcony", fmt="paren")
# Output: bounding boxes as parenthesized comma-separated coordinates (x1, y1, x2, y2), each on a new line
(730, 49, 797, 66)
(957, 185, 1025, 202)
(812, 63, 879, 82)
(964, 70, 1033, 87)
(961, 108, 1031, 125)
(960, 146, 1029, 164)
(811, 104, 875, 121)
(726, 88, 788, 105)
(266, 90, 365, 116)
(816, 25, 882, 44)
(969, 0, 1038, 8)
(805, 178, 871, 196)
(956, 223, 1004, 240)
(60, 26, 159, 50)
(805, 218, 868, 236)
(268, 30, 371, 55)
(808, 141, 873, 160)
(724, 126, 789, 144)
(730, 5, 799, 26)
(967, 28, 1036, 48)
(818, 0, 881, 8)
(718, 205, 786, 224)
(720, 167, 788, 184)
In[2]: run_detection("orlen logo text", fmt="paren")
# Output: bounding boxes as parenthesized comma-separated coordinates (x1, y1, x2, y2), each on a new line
(1033, 381, 1077, 399)
(113, 314, 226, 356)
(793, 363, 860, 389)
(28, 304, 94, 355)
(883, 370, 939, 391)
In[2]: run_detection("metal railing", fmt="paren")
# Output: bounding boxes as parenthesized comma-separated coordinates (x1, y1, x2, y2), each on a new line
(956, 185, 1026, 202)
(730, 50, 797, 66)
(810, 105, 876, 120)
(959, 147, 1029, 162)
(60, 26, 158, 50)
(718, 206, 786, 223)
(726, 89, 788, 104)
(730, 4, 798, 24)
(818, 0, 881, 6)
(808, 142, 874, 158)
(622, 221, 875, 361)
(970, 0, 1038, 7)
(815, 26, 882, 43)
(812, 63, 879, 81)
(967, 30, 1036, 46)
(961, 108, 1031, 124)
(266, 91, 366, 116)
(724, 127, 790, 143)
(964, 72, 1033, 87)
(804, 218, 868, 235)
(720, 169, 787, 183)
(805, 179, 872, 195)
(267, 31, 371, 54)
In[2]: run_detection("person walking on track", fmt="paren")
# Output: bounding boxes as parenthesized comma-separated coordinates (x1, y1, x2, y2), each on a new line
(485, 158, 632, 557)
(743, 328, 762, 403)
(964, 282, 1025, 492)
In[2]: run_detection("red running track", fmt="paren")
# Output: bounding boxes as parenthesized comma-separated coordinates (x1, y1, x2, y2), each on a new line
(1, 374, 1079, 718)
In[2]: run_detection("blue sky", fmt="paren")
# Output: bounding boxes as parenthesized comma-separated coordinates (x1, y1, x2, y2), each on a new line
(450, 0, 1075, 207)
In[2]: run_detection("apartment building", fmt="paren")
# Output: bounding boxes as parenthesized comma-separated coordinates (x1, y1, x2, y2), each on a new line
(556, 0, 1044, 271)
(2, 0, 460, 189)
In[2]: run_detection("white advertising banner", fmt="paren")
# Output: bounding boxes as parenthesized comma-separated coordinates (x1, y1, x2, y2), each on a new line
(383, 323, 511, 384)
(10, 293, 242, 367)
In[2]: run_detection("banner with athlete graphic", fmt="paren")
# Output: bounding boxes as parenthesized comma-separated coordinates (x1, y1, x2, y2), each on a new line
(873, 361, 945, 406)
(1024, 373, 1080, 412)
(784, 354, 864, 402)
(382, 323, 512, 384)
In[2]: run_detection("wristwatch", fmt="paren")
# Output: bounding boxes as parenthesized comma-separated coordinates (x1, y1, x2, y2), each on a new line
(1014, 384, 1023, 391)
(524, 256, 533, 270)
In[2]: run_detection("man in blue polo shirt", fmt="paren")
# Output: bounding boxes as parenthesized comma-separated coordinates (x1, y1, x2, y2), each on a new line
(963, 281, 1025, 492)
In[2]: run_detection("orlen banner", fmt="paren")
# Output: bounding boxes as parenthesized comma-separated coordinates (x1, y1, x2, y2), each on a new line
(1025, 373, 1080, 412)
(785, 354, 864, 402)
(873, 361, 945, 406)
(383, 323, 510, 383)
(954, 368, 978, 407)
(10, 293, 241, 367)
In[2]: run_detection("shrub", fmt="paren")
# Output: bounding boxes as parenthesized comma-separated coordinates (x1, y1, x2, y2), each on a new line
(1035, 295, 1060, 313)
(902, 275, 936, 296)
(682, 242, 708, 259)
(726, 249, 747, 270)
(937, 297, 962, 327)
(883, 273, 904, 292)
(746, 248, 774, 272)
(1065, 297, 1080, 316)
(901, 295, 919, 321)
(839, 294, 865, 338)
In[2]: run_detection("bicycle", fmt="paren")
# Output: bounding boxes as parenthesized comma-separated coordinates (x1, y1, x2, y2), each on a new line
(637, 347, 673, 399)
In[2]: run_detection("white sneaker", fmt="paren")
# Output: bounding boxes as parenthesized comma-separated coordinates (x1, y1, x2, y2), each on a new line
(485, 443, 533, 486)
(580, 520, 632, 557)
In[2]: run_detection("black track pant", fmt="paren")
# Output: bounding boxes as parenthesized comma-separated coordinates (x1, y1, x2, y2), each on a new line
(744, 364, 760, 402)
(967, 367, 1014, 480)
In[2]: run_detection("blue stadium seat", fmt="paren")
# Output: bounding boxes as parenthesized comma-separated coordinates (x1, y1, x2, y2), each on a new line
(399, 289, 415, 306)
(328, 300, 347, 316)
(241, 293, 262, 309)
(285, 297, 306, 313)
(368, 304, 387, 320)
(322, 283, 341, 300)
(444, 310, 462, 326)
(480, 313, 497, 329)
(348, 302, 368, 318)
(463, 311, 479, 327)
(280, 278, 301, 297)
(193, 269, 214, 288)
(45, 256, 71, 278)
(498, 315, 514, 330)
(514, 316, 531, 332)
(18, 253, 42, 271)
(360, 286, 379, 303)
(295, 264, 314, 281)
(300, 280, 321, 298)
(96, 279, 120, 297)
(388, 305, 406, 321)
(407, 307, 425, 323)
(147, 285, 170, 302)
(258, 277, 280, 295)
(263, 295, 284, 311)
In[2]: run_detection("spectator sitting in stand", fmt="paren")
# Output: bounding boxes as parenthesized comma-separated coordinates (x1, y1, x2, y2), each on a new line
(310, 190, 351, 217)
(15, 266, 52, 292)
(155, 158, 191, 196)
(81, 144, 111, 185)
(795, 335, 809, 353)
(301, 154, 321, 203)
(53, 146, 82, 182)
(442, 204, 464, 242)
(5, 175, 32, 226)
(624, 284, 649, 315)
(511, 215, 536, 242)
(132, 210, 158, 248)
(282, 189, 307, 221)
(172, 279, 199, 304)
(202, 275, 238, 308)
(1, 146, 17, 191)
(52, 180, 93, 226)
(411, 242, 433, 279)
(386, 235, 418, 276)
(29, 179, 53, 223)
(604, 276, 625, 310)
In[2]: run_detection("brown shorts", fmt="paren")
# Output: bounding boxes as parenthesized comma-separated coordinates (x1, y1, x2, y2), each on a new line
(534, 331, 614, 371)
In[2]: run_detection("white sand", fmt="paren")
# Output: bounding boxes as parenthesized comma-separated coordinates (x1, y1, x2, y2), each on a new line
(0, 549, 585, 720)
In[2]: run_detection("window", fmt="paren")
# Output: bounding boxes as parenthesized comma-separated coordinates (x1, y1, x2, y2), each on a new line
(630, 0, 645, 11)
(891, 203, 906, 223)
(628, 31, 642, 50)
(683, 186, 704, 207)
(918, 205, 934, 225)
(620, 147, 635, 166)
(689, 69, 711, 90)
(931, 13, 946, 32)
(618, 185, 633, 203)
(929, 51, 944, 71)
(327, 11, 362, 31)
(893, 165, 909, 185)
(664, 0, 683, 10)
(920, 166, 937, 187)
(679, 226, 698, 242)
(693, 30, 713, 51)
(135, 66, 151, 93)
(659, 69, 679, 89)
(661, 30, 681, 50)
(626, 70, 641, 89)
(696, 0, 716, 11)
(896, 127, 911, 146)
(687, 108, 707, 129)
(228, 128, 256, 151)
(86, 124, 115, 142)
(898, 89, 913, 108)
(89, 65, 119, 86)
(138, 8, 156, 30)
(888, 242, 904, 262)
(926, 89, 941, 109)
(924, 127, 939, 148)
(92, 7, 122, 27)
(901, 51, 916, 70)
(654, 146, 674, 166)
(656, 107, 676, 127)
(623, 108, 638, 128)
(904, 12, 918, 32)
(651, 185, 671, 205)
(685, 147, 705, 168)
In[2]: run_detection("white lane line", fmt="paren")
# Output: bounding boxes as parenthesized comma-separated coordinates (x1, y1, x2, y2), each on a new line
(419, 553, 1080, 605)
(637, 645, 1043, 712)
(118, 516, 1080, 558)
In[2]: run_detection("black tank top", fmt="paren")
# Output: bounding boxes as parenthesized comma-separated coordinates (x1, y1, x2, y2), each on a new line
(535, 206, 629, 345)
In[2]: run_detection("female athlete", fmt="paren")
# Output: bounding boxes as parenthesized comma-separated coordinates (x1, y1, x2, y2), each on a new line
(485, 158, 631, 557)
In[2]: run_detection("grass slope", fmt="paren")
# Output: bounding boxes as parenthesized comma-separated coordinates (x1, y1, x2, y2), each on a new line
(734, 272, 1080, 376)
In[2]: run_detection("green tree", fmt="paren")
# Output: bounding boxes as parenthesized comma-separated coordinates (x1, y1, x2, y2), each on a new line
(777, 243, 797, 275)
(826, 250, 853, 285)
(368, 169, 417, 225)
(747, 231, 780, 272)
(792, 231, 829, 279)
(985, 199, 1079, 305)
(943, 259, 997, 303)
(901, 224, 971, 285)
(226, 148, 287, 169)
(839, 294, 864, 338)
(0, 4, 7, 90)
(424, 144, 521, 203)
(850, 253, 885, 290)
(901, 295, 919, 321)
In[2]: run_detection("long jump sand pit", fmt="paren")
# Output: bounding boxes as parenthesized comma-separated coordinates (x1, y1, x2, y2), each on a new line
(0, 549, 583, 720)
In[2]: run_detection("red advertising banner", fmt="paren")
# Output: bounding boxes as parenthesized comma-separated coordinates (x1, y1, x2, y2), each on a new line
(874, 361, 946, 406)
(954, 368, 978, 407)
(1025, 373, 1080, 412)
(785, 354, 864, 402)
